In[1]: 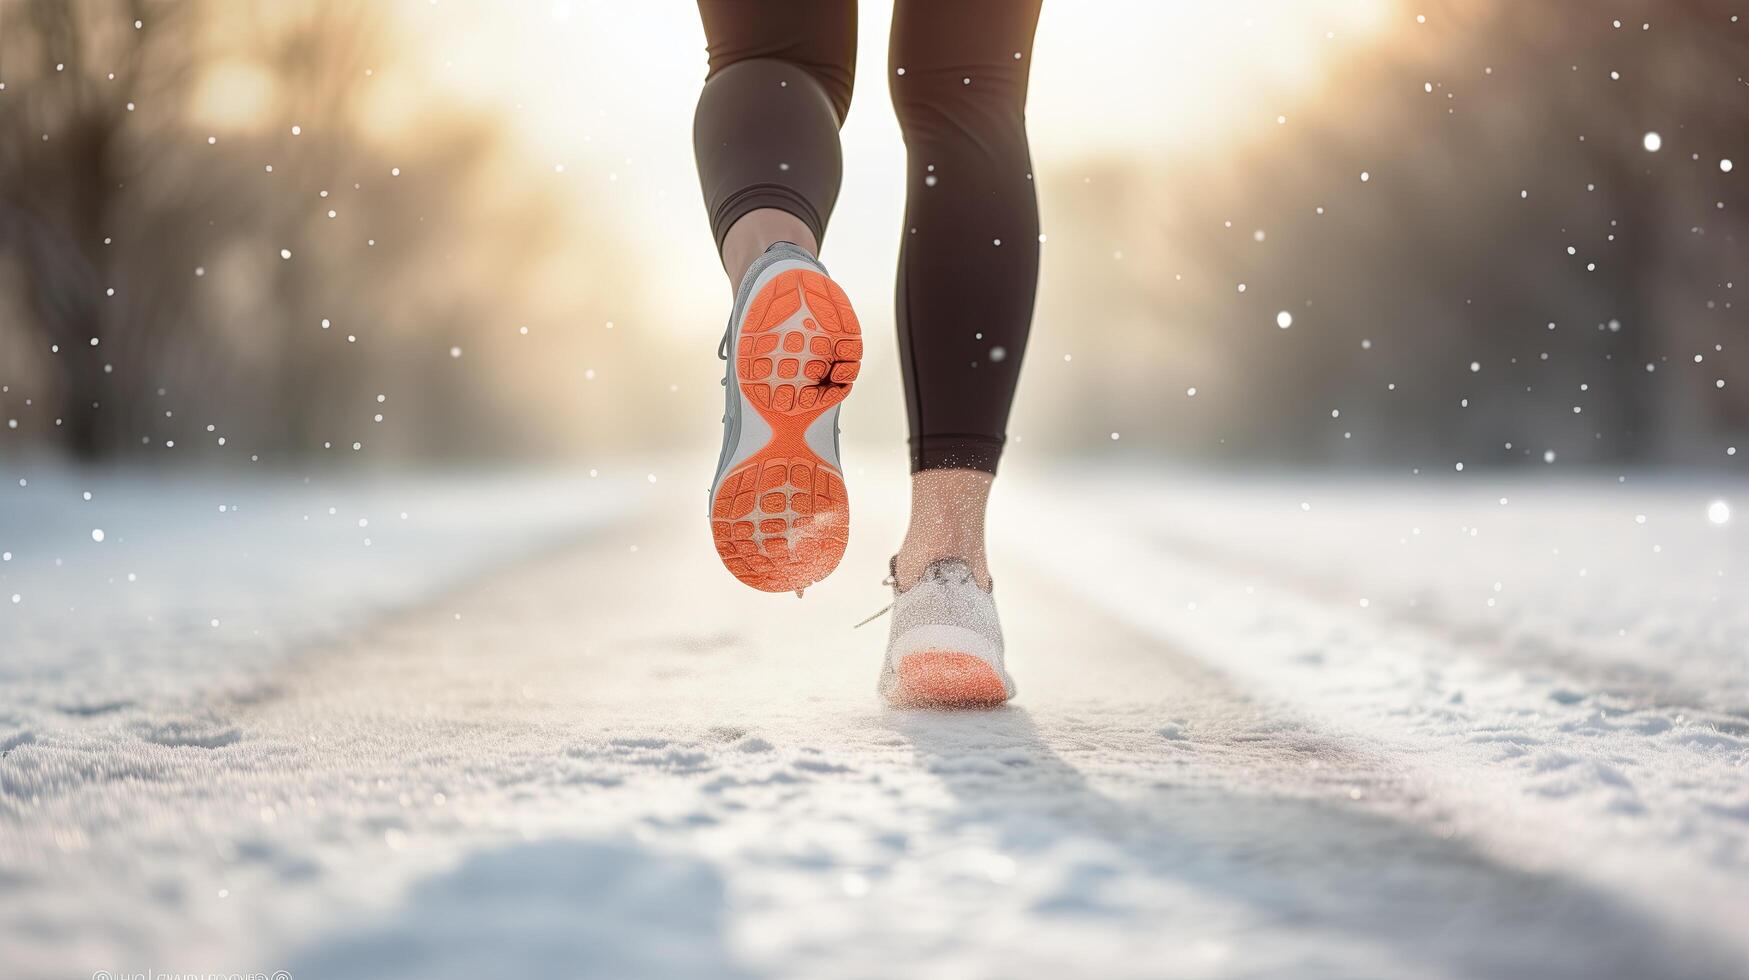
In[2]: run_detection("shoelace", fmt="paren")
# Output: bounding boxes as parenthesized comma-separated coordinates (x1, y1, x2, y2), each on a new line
(852, 558, 982, 629)
(853, 567, 899, 629)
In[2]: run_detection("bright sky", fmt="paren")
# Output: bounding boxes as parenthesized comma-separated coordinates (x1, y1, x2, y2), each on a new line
(395, 0, 1394, 332)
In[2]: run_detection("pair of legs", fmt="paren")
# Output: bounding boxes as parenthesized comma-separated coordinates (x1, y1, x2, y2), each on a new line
(694, 0, 1042, 589)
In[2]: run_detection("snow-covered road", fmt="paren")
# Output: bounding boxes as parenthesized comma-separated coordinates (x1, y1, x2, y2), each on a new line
(2, 461, 1745, 979)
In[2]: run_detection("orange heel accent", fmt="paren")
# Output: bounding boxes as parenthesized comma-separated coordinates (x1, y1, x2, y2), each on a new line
(891, 652, 1008, 708)
(712, 269, 861, 593)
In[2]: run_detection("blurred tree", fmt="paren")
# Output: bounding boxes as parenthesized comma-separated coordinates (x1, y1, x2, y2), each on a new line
(0, 0, 615, 463)
(0, 0, 192, 457)
(1033, 0, 1747, 467)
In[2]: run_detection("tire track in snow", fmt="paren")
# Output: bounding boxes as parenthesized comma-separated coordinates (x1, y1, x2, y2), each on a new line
(1006, 482, 1749, 974)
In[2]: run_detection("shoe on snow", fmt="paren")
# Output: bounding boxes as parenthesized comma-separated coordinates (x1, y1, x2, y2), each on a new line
(707, 243, 862, 593)
(878, 557, 1014, 708)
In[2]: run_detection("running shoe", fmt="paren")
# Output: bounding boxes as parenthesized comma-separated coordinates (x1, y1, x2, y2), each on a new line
(709, 242, 862, 593)
(878, 557, 1014, 707)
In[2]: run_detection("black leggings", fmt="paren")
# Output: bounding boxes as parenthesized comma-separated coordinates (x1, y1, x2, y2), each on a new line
(694, 0, 1043, 475)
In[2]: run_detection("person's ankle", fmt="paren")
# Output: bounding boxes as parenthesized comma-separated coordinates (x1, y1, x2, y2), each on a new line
(897, 467, 995, 590)
(722, 208, 818, 285)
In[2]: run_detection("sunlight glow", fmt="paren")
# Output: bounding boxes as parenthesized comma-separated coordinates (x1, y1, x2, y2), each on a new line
(381, 0, 1394, 340)
(187, 61, 276, 130)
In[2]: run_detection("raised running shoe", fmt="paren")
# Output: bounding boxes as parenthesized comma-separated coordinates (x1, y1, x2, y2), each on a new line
(708, 243, 862, 593)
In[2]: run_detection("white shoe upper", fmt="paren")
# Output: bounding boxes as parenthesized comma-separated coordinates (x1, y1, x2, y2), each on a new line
(877, 558, 1015, 701)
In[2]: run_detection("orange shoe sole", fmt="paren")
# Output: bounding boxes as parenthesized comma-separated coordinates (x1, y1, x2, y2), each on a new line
(889, 651, 1010, 708)
(711, 268, 862, 593)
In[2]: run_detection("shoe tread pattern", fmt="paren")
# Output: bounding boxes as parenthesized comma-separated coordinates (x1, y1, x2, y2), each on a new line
(713, 269, 861, 592)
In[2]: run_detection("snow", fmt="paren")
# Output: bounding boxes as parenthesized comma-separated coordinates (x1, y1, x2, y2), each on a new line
(1, 462, 1745, 978)
(1, 467, 635, 714)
